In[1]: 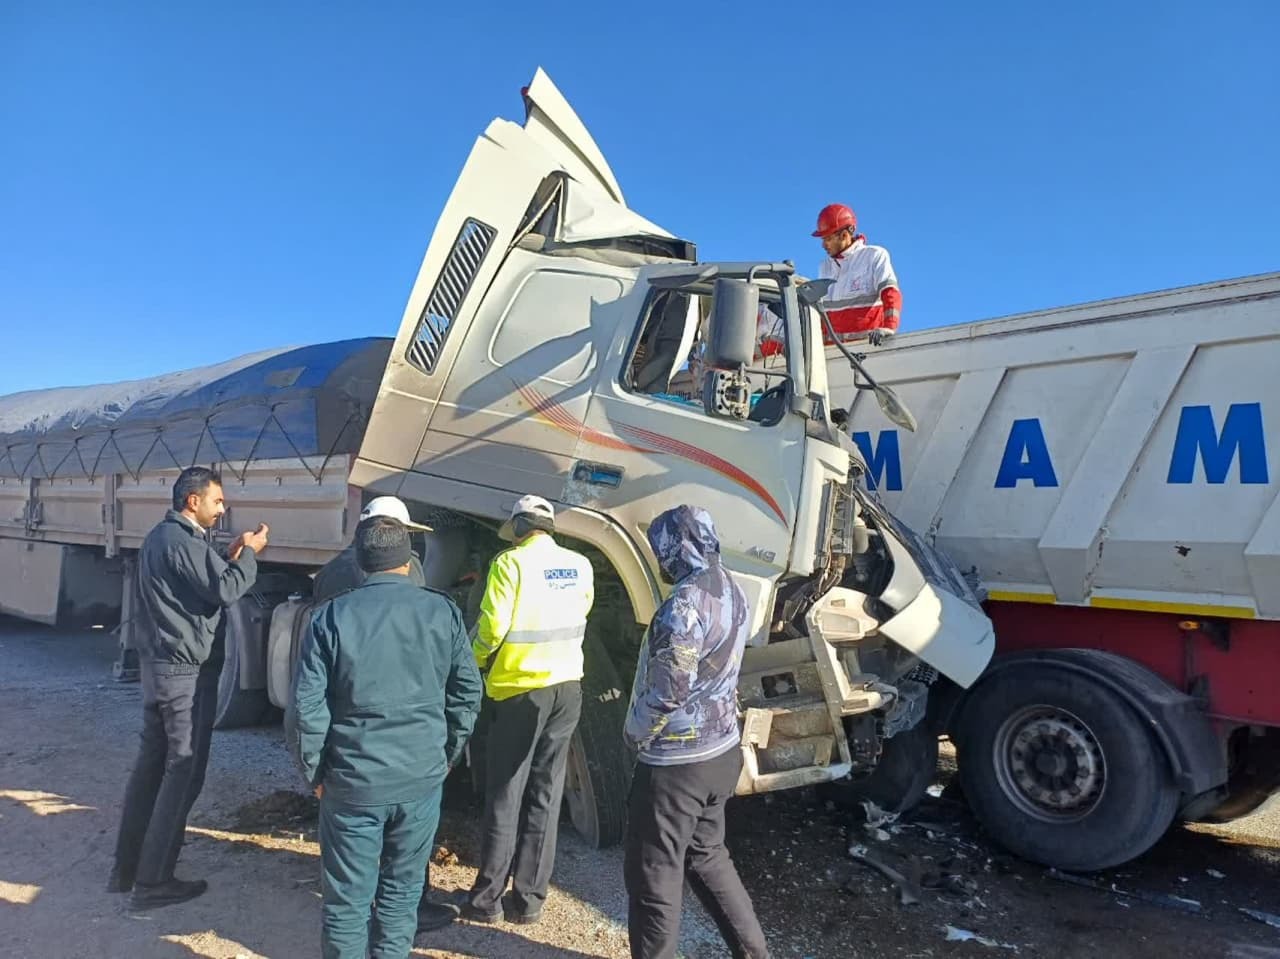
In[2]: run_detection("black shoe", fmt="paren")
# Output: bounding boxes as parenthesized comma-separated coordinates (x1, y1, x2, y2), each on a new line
(129, 878, 208, 910)
(105, 865, 134, 894)
(416, 900, 459, 933)
(502, 893, 543, 925)
(459, 902, 503, 924)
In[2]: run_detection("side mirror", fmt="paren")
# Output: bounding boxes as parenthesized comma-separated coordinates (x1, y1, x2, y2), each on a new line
(796, 278, 834, 307)
(704, 278, 758, 369)
(872, 384, 918, 432)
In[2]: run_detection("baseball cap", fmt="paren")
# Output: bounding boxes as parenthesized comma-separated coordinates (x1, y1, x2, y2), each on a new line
(359, 495, 433, 532)
(498, 494, 556, 541)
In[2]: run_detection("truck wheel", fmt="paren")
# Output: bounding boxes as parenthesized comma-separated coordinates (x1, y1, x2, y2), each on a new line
(954, 666, 1178, 872)
(821, 720, 940, 814)
(215, 593, 277, 729)
(564, 641, 631, 848)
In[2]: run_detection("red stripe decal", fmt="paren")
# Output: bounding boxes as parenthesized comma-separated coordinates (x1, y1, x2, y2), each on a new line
(515, 383, 786, 522)
(618, 423, 786, 522)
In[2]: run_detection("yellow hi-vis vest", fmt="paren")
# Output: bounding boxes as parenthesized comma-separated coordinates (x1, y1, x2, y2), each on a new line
(473, 533, 594, 701)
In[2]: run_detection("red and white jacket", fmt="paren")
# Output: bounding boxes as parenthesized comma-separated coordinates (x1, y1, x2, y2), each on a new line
(757, 237, 902, 357)
(818, 236, 901, 337)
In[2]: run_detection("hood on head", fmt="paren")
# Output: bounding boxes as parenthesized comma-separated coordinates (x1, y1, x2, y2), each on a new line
(647, 505, 720, 583)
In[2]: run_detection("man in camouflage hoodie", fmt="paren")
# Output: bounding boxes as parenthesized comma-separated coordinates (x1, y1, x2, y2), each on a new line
(623, 505, 770, 959)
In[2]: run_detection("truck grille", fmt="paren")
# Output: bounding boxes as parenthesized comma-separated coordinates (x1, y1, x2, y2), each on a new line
(406, 218, 497, 374)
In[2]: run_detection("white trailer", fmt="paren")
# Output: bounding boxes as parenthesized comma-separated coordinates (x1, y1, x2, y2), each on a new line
(830, 272, 1280, 869)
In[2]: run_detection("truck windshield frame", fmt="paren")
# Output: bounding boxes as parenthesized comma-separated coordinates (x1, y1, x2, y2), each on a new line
(621, 282, 793, 424)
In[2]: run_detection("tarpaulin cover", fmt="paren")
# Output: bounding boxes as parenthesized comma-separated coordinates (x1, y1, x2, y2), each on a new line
(0, 338, 394, 480)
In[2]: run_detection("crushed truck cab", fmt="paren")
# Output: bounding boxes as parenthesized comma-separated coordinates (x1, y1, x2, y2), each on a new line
(350, 69, 994, 811)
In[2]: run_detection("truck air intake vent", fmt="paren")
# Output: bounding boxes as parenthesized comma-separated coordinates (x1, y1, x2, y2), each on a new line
(406, 218, 497, 374)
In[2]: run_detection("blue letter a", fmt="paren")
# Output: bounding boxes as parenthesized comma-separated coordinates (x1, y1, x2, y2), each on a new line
(995, 419, 1059, 488)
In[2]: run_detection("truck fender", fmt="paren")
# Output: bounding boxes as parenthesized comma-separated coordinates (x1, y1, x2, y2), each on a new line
(953, 648, 1227, 798)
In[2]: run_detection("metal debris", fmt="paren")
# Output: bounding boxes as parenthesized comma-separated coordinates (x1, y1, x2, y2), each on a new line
(1240, 908, 1280, 931)
(943, 926, 1020, 951)
(848, 844, 922, 906)
(1207, 869, 1227, 879)
(862, 800, 900, 828)
(1046, 868, 1203, 915)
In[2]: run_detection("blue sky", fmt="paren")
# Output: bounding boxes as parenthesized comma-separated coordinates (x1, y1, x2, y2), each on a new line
(2, 1, 1277, 395)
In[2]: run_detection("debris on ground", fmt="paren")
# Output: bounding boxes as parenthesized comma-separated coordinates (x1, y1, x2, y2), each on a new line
(862, 800, 900, 829)
(943, 925, 1020, 950)
(1240, 908, 1280, 931)
(1208, 869, 1227, 879)
(433, 845, 460, 867)
(231, 790, 318, 831)
(1046, 868, 1204, 915)
(848, 843, 922, 906)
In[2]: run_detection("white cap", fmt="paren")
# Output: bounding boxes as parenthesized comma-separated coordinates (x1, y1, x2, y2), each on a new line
(359, 495, 432, 532)
(498, 494, 555, 541)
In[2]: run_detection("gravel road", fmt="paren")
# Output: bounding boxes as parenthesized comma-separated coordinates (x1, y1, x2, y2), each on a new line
(2, 619, 1278, 959)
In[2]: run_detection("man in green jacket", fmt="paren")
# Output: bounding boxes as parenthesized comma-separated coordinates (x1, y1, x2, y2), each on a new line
(289, 515, 483, 959)
(108, 466, 268, 909)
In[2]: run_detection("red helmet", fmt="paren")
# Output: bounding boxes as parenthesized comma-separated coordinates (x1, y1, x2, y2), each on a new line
(812, 203, 857, 238)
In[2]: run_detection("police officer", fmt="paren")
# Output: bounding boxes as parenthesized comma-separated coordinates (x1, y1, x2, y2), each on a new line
(461, 494, 594, 925)
(289, 515, 482, 959)
(108, 466, 268, 909)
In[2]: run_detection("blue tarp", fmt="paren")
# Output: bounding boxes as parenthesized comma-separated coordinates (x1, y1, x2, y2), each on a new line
(0, 338, 394, 480)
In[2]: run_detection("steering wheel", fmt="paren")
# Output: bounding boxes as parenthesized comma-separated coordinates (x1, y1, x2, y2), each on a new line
(747, 383, 789, 425)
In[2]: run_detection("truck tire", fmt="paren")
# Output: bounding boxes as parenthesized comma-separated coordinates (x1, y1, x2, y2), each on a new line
(954, 665, 1179, 872)
(214, 592, 278, 729)
(821, 720, 940, 814)
(564, 641, 631, 848)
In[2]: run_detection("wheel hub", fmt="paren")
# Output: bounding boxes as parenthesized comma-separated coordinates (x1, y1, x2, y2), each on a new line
(994, 706, 1106, 823)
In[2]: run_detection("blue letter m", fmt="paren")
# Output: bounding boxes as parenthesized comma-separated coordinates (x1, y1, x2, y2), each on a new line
(1167, 403, 1269, 485)
(851, 430, 902, 492)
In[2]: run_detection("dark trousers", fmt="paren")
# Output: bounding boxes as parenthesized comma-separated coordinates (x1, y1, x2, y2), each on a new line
(112, 658, 218, 887)
(624, 748, 770, 959)
(319, 789, 440, 959)
(470, 680, 581, 916)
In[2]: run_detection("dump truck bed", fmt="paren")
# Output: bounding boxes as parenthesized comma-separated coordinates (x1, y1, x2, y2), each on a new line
(833, 272, 1280, 620)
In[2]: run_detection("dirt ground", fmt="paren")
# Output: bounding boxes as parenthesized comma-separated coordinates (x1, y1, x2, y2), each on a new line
(2, 620, 1279, 959)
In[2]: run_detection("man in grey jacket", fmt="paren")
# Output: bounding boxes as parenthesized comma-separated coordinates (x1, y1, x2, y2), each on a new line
(108, 466, 268, 909)
(623, 505, 769, 959)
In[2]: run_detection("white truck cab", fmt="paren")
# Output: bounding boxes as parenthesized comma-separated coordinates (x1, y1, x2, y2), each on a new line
(350, 69, 995, 842)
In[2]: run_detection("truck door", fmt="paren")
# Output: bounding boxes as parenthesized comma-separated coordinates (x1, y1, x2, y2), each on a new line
(573, 283, 806, 641)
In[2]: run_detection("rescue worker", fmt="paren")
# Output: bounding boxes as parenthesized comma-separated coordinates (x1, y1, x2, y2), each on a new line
(812, 202, 902, 347)
(312, 496, 429, 603)
(623, 505, 769, 959)
(461, 494, 594, 925)
(108, 466, 269, 909)
(311, 495, 461, 935)
(289, 515, 482, 959)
